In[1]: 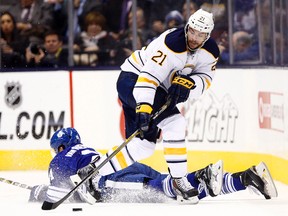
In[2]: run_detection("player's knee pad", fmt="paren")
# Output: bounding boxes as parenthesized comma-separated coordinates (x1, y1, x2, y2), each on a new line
(158, 113, 186, 140)
(105, 137, 155, 172)
(126, 137, 156, 161)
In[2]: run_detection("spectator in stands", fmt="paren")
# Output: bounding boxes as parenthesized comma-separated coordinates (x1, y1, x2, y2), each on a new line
(46, 0, 103, 42)
(101, 0, 127, 35)
(200, 0, 228, 41)
(164, 10, 184, 29)
(44, 0, 67, 40)
(8, 0, 54, 44)
(145, 19, 165, 45)
(112, 29, 144, 66)
(0, 11, 28, 68)
(73, 11, 116, 66)
(102, 0, 178, 40)
(148, 0, 185, 26)
(25, 30, 68, 68)
(257, 0, 286, 64)
(218, 31, 259, 64)
(111, 7, 146, 66)
(145, 9, 185, 47)
(127, 6, 148, 41)
(234, 0, 257, 33)
(181, 1, 199, 21)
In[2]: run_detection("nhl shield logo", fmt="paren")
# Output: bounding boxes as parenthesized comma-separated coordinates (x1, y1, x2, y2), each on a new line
(5, 82, 22, 109)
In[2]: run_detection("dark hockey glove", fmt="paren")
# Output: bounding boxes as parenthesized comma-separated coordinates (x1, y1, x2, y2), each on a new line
(76, 155, 102, 202)
(167, 75, 196, 108)
(136, 103, 153, 139)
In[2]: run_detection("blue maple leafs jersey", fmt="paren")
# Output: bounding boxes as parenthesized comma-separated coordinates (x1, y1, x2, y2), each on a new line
(45, 144, 100, 202)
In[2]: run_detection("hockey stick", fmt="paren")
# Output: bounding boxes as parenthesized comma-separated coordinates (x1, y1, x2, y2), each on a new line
(42, 98, 171, 210)
(0, 177, 33, 190)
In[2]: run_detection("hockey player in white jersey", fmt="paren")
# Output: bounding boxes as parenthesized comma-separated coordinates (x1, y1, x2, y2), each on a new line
(116, 8, 219, 203)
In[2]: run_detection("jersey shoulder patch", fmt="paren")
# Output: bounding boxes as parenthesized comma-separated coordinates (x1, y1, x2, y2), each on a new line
(202, 38, 220, 59)
(164, 28, 186, 53)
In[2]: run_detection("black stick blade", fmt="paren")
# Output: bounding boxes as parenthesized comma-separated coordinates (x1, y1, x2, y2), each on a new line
(42, 201, 57, 210)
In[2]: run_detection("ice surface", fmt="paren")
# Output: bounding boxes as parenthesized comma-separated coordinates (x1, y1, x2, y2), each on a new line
(0, 171, 287, 216)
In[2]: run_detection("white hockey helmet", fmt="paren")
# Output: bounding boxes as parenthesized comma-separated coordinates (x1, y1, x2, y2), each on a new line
(187, 8, 214, 35)
(185, 9, 214, 51)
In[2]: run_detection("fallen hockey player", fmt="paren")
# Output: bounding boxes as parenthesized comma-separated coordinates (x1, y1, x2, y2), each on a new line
(27, 127, 278, 208)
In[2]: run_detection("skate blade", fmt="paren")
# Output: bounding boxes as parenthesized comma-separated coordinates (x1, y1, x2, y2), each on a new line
(211, 160, 224, 196)
(255, 162, 278, 198)
(176, 195, 199, 205)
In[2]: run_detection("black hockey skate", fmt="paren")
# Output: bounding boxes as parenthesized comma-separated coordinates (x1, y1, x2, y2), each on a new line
(172, 176, 199, 204)
(194, 160, 223, 197)
(232, 162, 278, 199)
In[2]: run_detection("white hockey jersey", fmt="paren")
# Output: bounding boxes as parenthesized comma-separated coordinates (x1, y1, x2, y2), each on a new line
(120, 27, 219, 105)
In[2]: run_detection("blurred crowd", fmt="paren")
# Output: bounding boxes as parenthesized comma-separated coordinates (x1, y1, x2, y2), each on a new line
(0, 0, 287, 70)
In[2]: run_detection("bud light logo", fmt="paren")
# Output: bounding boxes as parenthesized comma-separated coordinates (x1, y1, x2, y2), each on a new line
(184, 91, 238, 143)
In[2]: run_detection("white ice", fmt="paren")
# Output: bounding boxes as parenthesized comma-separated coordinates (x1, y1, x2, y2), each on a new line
(0, 170, 287, 216)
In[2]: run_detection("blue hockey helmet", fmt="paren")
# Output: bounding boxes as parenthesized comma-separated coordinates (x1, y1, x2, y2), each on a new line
(50, 127, 81, 154)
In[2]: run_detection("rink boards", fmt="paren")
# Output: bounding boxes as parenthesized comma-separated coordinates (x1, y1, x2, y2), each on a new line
(0, 68, 287, 184)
